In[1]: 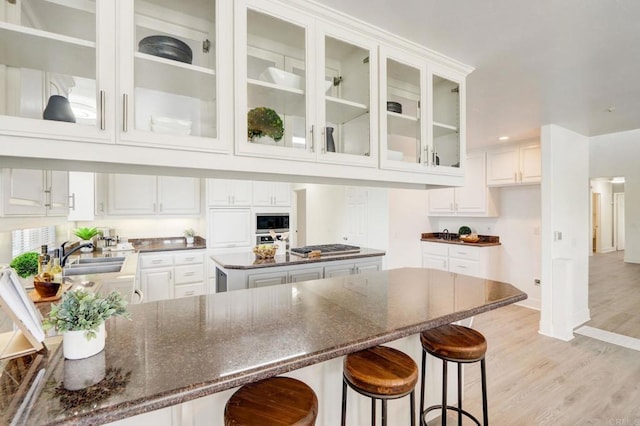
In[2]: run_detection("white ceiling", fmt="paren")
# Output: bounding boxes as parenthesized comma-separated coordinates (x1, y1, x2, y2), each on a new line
(314, 0, 640, 149)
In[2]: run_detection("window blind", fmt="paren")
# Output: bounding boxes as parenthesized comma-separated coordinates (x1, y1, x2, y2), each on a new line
(11, 226, 56, 257)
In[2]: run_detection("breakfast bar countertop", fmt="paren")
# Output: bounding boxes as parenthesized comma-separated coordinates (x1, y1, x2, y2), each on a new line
(7, 267, 526, 425)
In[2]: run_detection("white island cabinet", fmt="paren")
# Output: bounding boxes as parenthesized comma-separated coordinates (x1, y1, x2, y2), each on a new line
(212, 248, 385, 291)
(138, 250, 206, 302)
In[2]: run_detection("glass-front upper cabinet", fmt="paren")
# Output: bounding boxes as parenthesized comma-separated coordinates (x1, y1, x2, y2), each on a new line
(430, 66, 466, 174)
(118, 0, 230, 152)
(235, 0, 377, 166)
(379, 46, 428, 172)
(317, 27, 377, 166)
(0, 0, 113, 142)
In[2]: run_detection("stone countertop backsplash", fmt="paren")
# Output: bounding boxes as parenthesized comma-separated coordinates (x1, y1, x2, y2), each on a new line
(127, 236, 207, 252)
(420, 232, 501, 246)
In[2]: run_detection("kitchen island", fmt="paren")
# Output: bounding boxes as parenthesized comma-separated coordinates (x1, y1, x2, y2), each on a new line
(4, 267, 526, 425)
(212, 247, 385, 291)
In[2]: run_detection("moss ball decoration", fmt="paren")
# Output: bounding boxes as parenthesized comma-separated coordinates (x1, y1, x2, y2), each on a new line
(247, 107, 284, 142)
(458, 226, 472, 235)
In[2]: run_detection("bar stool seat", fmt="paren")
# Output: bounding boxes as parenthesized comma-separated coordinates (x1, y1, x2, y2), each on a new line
(342, 345, 418, 425)
(419, 324, 489, 425)
(224, 376, 318, 426)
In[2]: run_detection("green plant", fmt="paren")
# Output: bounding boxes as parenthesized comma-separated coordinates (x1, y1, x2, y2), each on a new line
(73, 227, 99, 241)
(184, 228, 196, 237)
(10, 251, 39, 278)
(247, 107, 284, 142)
(458, 226, 472, 235)
(42, 289, 130, 339)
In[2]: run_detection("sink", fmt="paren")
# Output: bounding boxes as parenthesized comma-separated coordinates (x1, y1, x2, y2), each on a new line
(76, 256, 125, 264)
(63, 257, 125, 276)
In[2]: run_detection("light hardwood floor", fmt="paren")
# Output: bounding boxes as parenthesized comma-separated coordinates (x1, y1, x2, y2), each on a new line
(447, 251, 640, 424)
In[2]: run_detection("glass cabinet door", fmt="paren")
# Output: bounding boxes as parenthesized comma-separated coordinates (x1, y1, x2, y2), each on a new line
(320, 30, 376, 165)
(0, 0, 107, 139)
(432, 72, 462, 170)
(121, 0, 222, 150)
(380, 48, 427, 171)
(238, 3, 313, 159)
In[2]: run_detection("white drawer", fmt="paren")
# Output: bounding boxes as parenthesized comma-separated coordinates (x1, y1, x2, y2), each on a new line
(449, 258, 480, 276)
(174, 283, 205, 299)
(140, 253, 174, 268)
(422, 242, 449, 257)
(174, 264, 204, 285)
(422, 254, 448, 271)
(448, 246, 481, 261)
(174, 251, 205, 266)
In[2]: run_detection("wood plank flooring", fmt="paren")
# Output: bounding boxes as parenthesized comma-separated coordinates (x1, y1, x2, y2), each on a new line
(451, 251, 640, 424)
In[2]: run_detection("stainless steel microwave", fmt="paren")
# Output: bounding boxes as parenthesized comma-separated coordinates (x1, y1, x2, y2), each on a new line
(256, 213, 290, 234)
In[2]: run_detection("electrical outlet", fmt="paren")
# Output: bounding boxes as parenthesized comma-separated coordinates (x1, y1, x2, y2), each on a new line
(534, 279, 541, 286)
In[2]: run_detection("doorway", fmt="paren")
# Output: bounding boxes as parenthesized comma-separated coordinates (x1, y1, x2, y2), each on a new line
(614, 192, 625, 251)
(295, 189, 307, 247)
(592, 192, 600, 253)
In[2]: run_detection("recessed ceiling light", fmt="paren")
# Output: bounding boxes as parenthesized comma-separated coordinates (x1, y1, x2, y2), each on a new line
(498, 136, 509, 141)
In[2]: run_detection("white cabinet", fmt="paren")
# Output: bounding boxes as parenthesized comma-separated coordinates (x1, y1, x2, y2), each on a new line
(207, 179, 253, 206)
(235, 0, 378, 167)
(421, 241, 499, 279)
(207, 208, 252, 249)
(138, 250, 206, 302)
(288, 267, 323, 283)
(107, 174, 200, 215)
(253, 182, 291, 206)
(248, 271, 288, 288)
(0, 1, 114, 143)
(325, 260, 381, 277)
(428, 152, 498, 217)
(1, 169, 68, 216)
(68, 172, 95, 221)
(324, 264, 354, 278)
(486, 142, 541, 186)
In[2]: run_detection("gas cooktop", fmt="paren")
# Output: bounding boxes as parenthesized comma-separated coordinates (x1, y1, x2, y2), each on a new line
(290, 244, 360, 257)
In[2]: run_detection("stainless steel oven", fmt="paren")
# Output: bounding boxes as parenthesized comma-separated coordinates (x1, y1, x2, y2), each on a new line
(255, 213, 290, 234)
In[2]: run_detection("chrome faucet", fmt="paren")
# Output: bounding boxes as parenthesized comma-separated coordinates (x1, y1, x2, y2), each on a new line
(61, 242, 94, 267)
(442, 229, 449, 241)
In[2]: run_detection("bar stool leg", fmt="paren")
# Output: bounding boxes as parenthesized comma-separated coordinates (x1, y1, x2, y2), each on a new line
(420, 349, 426, 422)
(382, 399, 387, 426)
(457, 363, 462, 426)
(341, 378, 348, 426)
(481, 359, 489, 426)
(372, 398, 376, 425)
(410, 390, 416, 426)
(442, 360, 448, 425)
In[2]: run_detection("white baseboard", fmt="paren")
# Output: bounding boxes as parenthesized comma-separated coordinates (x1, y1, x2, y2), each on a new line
(573, 308, 591, 328)
(598, 247, 615, 253)
(516, 298, 540, 310)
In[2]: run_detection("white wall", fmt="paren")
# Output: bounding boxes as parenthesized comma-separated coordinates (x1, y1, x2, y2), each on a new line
(429, 185, 541, 309)
(540, 124, 590, 341)
(590, 128, 640, 263)
(386, 188, 430, 269)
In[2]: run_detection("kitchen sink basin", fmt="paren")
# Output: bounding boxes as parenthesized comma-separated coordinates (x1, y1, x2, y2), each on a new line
(76, 256, 125, 264)
(63, 257, 125, 276)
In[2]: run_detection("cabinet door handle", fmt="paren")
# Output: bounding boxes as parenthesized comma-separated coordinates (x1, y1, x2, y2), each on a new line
(518, 171, 522, 182)
(99, 202, 104, 213)
(134, 289, 144, 304)
(153, 203, 156, 212)
(159, 203, 163, 212)
(309, 125, 315, 153)
(43, 189, 51, 208)
(454, 203, 458, 211)
(69, 193, 76, 210)
(99, 90, 106, 130)
(514, 172, 517, 182)
(122, 94, 129, 132)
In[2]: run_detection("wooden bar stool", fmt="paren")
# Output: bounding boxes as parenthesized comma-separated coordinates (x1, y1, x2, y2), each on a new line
(224, 376, 318, 425)
(419, 324, 488, 425)
(342, 345, 419, 426)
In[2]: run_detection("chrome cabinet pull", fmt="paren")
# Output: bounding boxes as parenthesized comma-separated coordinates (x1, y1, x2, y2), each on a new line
(122, 94, 128, 132)
(69, 193, 76, 210)
(99, 90, 106, 130)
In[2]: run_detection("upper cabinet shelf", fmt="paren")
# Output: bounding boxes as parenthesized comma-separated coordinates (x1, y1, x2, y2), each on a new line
(247, 79, 305, 115)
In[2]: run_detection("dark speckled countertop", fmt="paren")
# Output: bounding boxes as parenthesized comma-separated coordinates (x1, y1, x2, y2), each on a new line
(6, 268, 526, 425)
(421, 232, 501, 247)
(213, 247, 385, 270)
(129, 236, 207, 252)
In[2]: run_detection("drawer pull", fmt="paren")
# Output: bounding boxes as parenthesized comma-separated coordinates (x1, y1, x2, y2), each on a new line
(184, 257, 195, 261)
(184, 291, 195, 296)
(457, 265, 467, 269)
(152, 259, 163, 264)
(183, 272, 195, 277)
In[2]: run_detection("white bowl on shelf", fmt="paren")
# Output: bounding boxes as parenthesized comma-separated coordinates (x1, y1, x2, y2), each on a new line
(259, 67, 334, 93)
(387, 150, 404, 161)
(259, 67, 304, 90)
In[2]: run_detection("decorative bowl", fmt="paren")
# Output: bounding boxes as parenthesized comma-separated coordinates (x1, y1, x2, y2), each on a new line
(138, 36, 193, 64)
(34, 279, 61, 298)
(259, 67, 304, 90)
(459, 234, 480, 243)
(386, 101, 402, 114)
(253, 244, 278, 259)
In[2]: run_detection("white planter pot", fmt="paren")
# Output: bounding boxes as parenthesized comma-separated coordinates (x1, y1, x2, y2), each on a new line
(80, 239, 94, 253)
(63, 323, 106, 360)
(186, 236, 194, 244)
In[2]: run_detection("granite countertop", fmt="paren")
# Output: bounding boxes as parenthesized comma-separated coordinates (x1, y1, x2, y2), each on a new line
(6, 267, 526, 425)
(129, 236, 207, 252)
(421, 232, 502, 247)
(213, 247, 386, 270)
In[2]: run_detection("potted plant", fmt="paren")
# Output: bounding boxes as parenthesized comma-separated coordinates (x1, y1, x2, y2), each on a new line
(247, 107, 284, 144)
(43, 289, 130, 360)
(9, 251, 39, 286)
(184, 228, 196, 244)
(73, 227, 99, 252)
